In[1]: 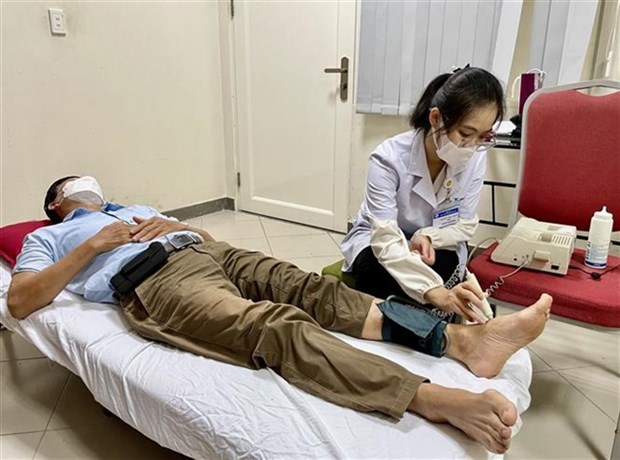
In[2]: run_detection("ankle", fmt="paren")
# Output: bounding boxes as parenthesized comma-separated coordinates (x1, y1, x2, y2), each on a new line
(360, 299, 384, 340)
(445, 324, 478, 360)
(408, 383, 449, 423)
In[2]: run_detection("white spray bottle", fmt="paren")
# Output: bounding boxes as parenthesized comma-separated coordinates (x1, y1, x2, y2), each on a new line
(585, 206, 614, 269)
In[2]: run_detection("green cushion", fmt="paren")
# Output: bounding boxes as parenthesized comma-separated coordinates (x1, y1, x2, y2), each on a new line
(321, 259, 356, 288)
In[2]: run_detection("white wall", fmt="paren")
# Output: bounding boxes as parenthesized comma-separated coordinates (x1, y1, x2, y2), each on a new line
(348, 114, 408, 218)
(1, 1, 227, 225)
(2, 0, 610, 234)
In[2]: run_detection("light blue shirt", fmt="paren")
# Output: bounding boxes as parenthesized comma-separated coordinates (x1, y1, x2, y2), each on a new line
(13, 203, 202, 304)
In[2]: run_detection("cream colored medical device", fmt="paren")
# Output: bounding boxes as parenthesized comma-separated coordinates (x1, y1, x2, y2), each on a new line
(492, 217, 577, 275)
(465, 271, 494, 320)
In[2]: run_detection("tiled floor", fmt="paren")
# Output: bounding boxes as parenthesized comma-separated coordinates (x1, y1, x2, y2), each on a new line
(1, 210, 618, 459)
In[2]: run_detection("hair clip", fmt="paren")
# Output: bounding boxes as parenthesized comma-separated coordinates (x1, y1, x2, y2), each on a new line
(450, 64, 471, 74)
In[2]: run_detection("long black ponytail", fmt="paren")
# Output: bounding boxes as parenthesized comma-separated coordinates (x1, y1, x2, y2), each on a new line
(409, 67, 504, 134)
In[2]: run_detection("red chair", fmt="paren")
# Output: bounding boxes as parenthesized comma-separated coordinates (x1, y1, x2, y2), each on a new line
(468, 79, 620, 458)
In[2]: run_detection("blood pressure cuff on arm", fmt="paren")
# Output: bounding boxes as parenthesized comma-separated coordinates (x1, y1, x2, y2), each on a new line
(110, 242, 169, 298)
(377, 296, 447, 357)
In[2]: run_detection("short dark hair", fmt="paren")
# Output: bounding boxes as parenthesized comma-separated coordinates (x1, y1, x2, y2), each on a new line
(409, 67, 504, 134)
(44, 175, 80, 223)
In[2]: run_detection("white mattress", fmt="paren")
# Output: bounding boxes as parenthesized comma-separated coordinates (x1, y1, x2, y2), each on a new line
(0, 263, 531, 459)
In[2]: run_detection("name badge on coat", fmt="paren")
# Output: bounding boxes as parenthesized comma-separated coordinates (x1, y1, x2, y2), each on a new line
(432, 198, 463, 228)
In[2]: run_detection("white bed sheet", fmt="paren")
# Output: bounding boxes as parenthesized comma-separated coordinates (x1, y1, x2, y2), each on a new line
(0, 263, 531, 459)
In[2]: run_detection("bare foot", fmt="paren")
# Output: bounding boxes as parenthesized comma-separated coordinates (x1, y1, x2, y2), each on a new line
(448, 293, 552, 378)
(410, 384, 517, 454)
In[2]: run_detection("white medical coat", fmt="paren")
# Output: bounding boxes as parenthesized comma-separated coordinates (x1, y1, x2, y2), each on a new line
(340, 129, 486, 301)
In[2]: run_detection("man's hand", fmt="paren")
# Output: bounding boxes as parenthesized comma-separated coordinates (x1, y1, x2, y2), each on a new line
(410, 235, 435, 265)
(130, 216, 186, 242)
(424, 281, 487, 324)
(88, 221, 135, 253)
(7, 224, 131, 319)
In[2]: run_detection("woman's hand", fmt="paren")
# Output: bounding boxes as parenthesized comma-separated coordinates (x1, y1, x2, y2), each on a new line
(130, 216, 187, 242)
(410, 235, 435, 265)
(424, 281, 488, 323)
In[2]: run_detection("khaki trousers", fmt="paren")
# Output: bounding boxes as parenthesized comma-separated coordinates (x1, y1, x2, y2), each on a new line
(120, 242, 425, 419)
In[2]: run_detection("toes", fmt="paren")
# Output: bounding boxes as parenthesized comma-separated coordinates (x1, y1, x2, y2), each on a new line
(500, 425, 512, 439)
(534, 293, 553, 313)
(488, 413, 513, 444)
(483, 391, 518, 425)
(499, 403, 518, 426)
(485, 433, 509, 454)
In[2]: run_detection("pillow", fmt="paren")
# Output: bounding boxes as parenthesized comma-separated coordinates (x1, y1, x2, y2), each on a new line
(0, 220, 51, 267)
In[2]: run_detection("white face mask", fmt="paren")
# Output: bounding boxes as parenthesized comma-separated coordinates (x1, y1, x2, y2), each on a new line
(61, 176, 104, 205)
(433, 125, 477, 171)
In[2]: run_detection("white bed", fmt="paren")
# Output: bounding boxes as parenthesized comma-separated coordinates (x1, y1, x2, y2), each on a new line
(0, 262, 531, 459)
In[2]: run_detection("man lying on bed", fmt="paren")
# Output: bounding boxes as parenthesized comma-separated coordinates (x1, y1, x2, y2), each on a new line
(7, 175, 552, 455)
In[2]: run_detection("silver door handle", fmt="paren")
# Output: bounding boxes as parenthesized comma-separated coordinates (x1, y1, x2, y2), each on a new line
(324, 57, 349, 102)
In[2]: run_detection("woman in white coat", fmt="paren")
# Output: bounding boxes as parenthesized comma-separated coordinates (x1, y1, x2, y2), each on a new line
(341, 67, 503, 323)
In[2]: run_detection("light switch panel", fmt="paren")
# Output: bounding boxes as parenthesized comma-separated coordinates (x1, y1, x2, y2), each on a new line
(48, 8, 67, 36)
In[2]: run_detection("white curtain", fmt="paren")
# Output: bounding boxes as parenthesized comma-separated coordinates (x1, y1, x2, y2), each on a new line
(591, 0, 620, 81)
(356, 0, 522, 115)
(529, 0, 599, 85)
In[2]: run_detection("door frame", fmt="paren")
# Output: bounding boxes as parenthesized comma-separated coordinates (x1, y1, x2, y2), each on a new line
(222, 0, 356, 232)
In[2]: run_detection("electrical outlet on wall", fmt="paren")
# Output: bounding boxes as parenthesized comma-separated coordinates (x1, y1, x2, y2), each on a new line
(48, 8, 67, 36)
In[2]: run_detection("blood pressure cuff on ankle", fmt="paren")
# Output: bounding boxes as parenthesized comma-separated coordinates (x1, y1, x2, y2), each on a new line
(377, 296, 447, 357)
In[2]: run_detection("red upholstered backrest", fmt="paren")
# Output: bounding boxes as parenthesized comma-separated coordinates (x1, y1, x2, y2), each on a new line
(519, 89, 620, 231)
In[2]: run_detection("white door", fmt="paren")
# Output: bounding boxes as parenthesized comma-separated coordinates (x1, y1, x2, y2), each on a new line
(233, 1, 355, 232)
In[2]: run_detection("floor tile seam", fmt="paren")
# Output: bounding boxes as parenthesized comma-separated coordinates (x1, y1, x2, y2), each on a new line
(531, 369, 558, 375)
(42, 425, 99, 433)
(40, 372, 71, 436)
(266, 231, 326, 238)
(554, 368, 617, 424)
(199, 217, 263, 231)
(527, 347, 619, 373)
(225, 237, 272, 254)
(0, 356, 47, 363)
(266, 235, 341, 250)
(549, 363, 619, 372)
(256, 213, 336, 233)
(0, 429, 45, 437)
(32, 428, 46, 460)
(258, 218, 275, 257)
(328, 232, 345, 247)
(556, 366, 620, 423)
(260, 217, 327, 237)
(526, 347, 554, 372)
(287, 255, 339, 260)
(32, 372, 70, 459)
(226, 211, 263, 222)
(265, 233, 334, 241)
(271, 251, 342, 260)
(193, 212, 260, 226)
